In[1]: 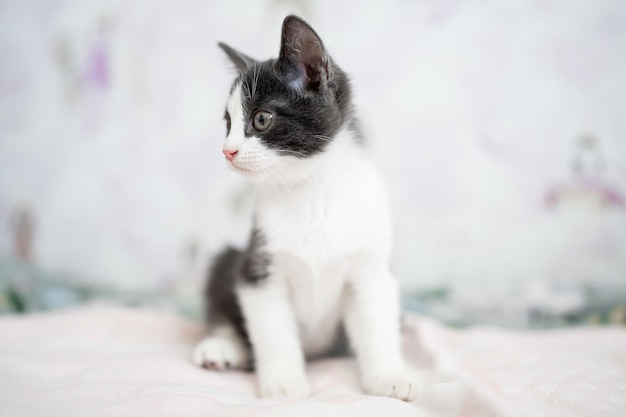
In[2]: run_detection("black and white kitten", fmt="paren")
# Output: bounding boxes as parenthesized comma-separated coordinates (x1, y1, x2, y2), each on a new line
(193, 15, 419, 402)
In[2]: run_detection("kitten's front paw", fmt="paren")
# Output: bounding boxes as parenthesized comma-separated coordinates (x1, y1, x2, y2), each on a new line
(362, 369, 422, 402)
(192, 336, 249, 371)
(258, 368, 311, 398)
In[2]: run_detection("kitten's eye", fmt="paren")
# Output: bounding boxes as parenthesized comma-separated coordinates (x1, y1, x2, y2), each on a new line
(225, 112, 231, 135)
(253, 110, 273, 131)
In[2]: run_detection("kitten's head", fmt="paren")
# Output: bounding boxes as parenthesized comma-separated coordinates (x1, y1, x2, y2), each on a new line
(218, 15, 352, 183)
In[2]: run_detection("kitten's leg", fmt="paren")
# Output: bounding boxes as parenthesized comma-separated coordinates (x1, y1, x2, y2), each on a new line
(343, 256, 420, 402)
(193, 247, 250, 370)
(192, 323, 250, 370)
(237, 279, 310, 398)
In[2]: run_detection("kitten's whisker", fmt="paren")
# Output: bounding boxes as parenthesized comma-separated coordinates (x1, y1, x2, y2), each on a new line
(313, 135, 333, 142)
(242, 86, 249, 103)
(241, 77, 252, 103)
(255, 64, 261, 95)
(279, 149, 309, 158)
(251, 62, 261, 100)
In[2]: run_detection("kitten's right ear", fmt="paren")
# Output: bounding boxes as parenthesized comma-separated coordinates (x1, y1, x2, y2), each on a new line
(218, 42, 255, 72)
(277, 15, 330, 92)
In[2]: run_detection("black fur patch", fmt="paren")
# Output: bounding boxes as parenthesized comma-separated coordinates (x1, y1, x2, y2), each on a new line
(240, 228, 271, 285)
(219, 15, 356, 158)
(204, 247, 249, 343)
(203, 228, 271, 360)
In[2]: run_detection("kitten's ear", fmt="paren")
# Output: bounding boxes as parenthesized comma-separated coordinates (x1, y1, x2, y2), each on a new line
(277, 15, 331, 92)
(218, 42, 256, 73)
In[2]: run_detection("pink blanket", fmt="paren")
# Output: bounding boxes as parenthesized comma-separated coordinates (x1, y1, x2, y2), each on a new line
(0, 307, 624, 417)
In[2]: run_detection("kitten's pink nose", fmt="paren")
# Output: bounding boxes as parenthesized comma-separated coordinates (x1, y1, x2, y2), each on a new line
(223, 148, 238, 161)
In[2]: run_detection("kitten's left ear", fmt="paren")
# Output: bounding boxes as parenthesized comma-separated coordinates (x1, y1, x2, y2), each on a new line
(218, 42, 256, 72)
(277, 15, 331, 92)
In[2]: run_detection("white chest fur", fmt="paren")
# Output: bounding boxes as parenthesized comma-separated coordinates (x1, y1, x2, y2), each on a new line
(253, 131, 393, 356)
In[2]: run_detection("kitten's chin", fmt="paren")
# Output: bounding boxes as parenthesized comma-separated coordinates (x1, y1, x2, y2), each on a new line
(228, 162, 269, 182)
(228, 158, 316, 185)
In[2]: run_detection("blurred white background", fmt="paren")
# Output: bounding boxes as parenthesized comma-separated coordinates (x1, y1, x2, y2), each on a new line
(1, 1, 625, 318)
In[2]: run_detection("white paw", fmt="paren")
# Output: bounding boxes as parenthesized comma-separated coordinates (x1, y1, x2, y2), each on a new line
(362, 369, 422, 402)
(192, 336, 249, 371)
(258, 367, 311, 398)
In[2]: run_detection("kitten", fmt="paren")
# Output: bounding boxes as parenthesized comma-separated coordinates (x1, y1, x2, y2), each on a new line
(192, 15, 419, 402)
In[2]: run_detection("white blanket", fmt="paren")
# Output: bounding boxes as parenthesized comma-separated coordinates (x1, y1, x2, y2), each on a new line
(0, 307, 624, 417)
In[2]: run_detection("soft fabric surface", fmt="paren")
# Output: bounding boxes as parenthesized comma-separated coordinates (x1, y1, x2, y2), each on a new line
(0, 307, 624, 417)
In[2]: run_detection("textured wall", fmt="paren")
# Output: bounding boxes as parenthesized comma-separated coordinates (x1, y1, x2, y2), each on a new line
(1, 0, 625, 293)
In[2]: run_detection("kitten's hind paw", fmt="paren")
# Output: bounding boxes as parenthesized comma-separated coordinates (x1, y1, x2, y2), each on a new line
(192, 335, 249, 371)
(362, 369, 423, 402)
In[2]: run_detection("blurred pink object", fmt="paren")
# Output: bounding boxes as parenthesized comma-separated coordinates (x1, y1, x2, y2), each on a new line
(545, 177, 625, 210)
